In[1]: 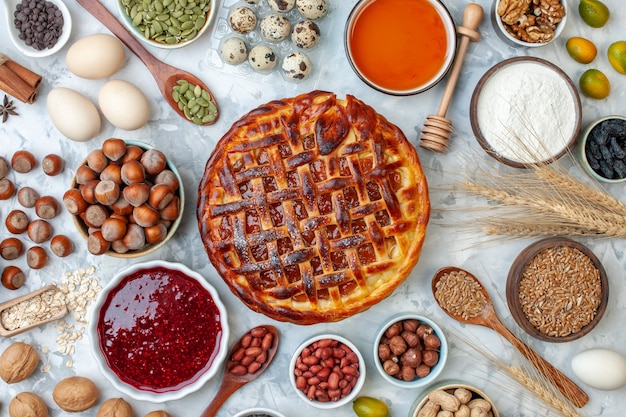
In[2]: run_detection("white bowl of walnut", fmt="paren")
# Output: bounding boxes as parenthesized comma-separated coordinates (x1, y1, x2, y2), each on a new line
(374, 313, 448, 388)
(494, 0, 567, 47)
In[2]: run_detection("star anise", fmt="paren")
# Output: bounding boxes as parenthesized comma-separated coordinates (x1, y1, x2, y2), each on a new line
(0, 95, 19, 123)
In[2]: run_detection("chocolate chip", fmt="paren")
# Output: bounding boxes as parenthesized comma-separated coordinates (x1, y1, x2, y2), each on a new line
(13, 0, 64, 51)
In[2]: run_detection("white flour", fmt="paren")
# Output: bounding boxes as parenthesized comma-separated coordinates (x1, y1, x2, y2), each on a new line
(476, 61, 578, 164)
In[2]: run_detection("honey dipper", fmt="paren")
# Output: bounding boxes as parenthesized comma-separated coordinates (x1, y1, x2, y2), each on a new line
(419, 3, 483, 152)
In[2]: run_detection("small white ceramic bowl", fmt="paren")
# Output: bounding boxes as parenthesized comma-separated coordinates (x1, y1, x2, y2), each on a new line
(5, 0, 72, 57)
(290, 334, 365, 409)
(493, 0, 567, 48)
(88, 260, 229, 403)
(116, 0, 217, 49)
(374, 313, 448, 388)
(344, 0, 456, 95)
(233, 408, 287, 417)
(577, 115, 626, 183)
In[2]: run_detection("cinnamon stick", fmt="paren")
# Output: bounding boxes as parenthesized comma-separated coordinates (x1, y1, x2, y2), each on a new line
(0, 54, 41, 104)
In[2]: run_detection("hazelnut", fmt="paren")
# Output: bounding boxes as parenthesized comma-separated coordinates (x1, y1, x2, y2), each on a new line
(102, 138, 127, 161)
(100, 164, 123, 185)
(87, 149, 109, 173)
(75, 165, 98, 185)
(96, 397, 133, 417)
(0, 156, 8, 179)
(41, 154, 64, 176)
(11, 150, 36, 173)
(417, 324, 434, 339)
(415, 364, 431, 378)
(159, 196, 180, 221)
(403, 319, 420, 333)
(0, 342, 39, 383)
(122, 223, 146, 251)
(17, 186, 40, 208)
(422, 349, 439, 367)
(155, 169, 179, 191)
(34, 196, 60, 219)
(148, 183, 175, 210)
(384, 322, 403, 338)
(123, 182, 150, 207)
(63, 188, 88, 215)
(50, 235, 74, 257)
(79, 180, 100, 205)
(111, 239, 130, 254)
(400, 347, 422, 368)
(140, 149, 167, 175)
(26, 246, 48, 269)
(121, 145, 144, 163)
(27, 219, 52, 243)
(145, 223, 168, 245)
(87, 230, 111, 255)
(94, 180, 120, 206)
(6, 210, 29, 234)
(145, 411, 172, 417)
(424, 334, 441, 350)
(399, 365, 416, 381)
(389, 335, 407, 356)
(0, 178, 16, 200)
(53, 376, 99, 412)
(9, 392, 48, 417)
(121, 160, 146, 185)
(101, 217, 128, 242)
(0, 237, 24, 260)
(133, 204, 160, 227)
(110, 195, 134, 215)
(382, 359, 400, 376)
(2, 266, 25, 290)
(378, 343, 392, 362)
(402, 330, 421, 348)
(83, 205, 108, 228)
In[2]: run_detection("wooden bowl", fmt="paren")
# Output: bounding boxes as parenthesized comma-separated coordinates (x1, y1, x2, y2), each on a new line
(470, 57, 581, 168)
(506, 237, 608, 343)
(409, 380, 500, 417)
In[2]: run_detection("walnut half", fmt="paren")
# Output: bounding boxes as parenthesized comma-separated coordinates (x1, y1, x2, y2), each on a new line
(497, 0, 566, 44)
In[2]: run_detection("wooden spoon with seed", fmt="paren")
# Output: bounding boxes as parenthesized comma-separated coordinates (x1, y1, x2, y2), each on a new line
(75, 0, 218, 126)
(0, 284, 68, 337)
(432, 266, 588, 408)
(200, 325, 280, 417)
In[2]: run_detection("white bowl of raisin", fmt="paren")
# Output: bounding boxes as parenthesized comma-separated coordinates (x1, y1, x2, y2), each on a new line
(374, 313, 448, 388)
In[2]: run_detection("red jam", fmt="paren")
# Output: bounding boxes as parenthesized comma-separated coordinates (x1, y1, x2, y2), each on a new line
(97, 266, 223, 392)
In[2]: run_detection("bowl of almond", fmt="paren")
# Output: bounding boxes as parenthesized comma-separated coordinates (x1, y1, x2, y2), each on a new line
(64, 138, 184, 258)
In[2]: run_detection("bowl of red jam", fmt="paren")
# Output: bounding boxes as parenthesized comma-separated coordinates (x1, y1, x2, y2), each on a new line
(88, 260, 229, 402)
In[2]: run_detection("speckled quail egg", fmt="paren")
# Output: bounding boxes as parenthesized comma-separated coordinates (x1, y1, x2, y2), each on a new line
(248, 45, 278, 72)
(268, 0, 296, 12)
(229, 6, 257, 35)
(260, 14, 291, 43)
(296, 0, 328, 20)
(282, 52, 312, 80)
(220, 37, 248, 65)
(291, 20, 321, 49)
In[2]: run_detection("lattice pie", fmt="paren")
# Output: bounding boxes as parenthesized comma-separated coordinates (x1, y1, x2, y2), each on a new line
(197, 91, 430, 324)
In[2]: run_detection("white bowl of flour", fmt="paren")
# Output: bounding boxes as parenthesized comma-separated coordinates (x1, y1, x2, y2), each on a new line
(470, 57, 582, 168)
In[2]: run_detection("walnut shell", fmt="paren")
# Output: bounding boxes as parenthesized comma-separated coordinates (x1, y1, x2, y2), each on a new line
(97, 398, 133, 417)
(0, 342, 39, 383)
(9, 392, 48, 417)
(53, 376, 99, 412)
(145, 412, 172, 417)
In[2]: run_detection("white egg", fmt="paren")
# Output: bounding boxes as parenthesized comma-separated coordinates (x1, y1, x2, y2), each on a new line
(98, 80, 151, 131)
(571, 348, 626, 390)
(66, 34, 126, 80)
(47, 87, 101, 142)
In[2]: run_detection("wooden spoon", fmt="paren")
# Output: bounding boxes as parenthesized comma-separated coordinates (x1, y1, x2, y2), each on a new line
(431, 266, 589, 408)
(200, 325, 280, 417)
(74, 0, 218, 126)
(0, 284, 68, 337)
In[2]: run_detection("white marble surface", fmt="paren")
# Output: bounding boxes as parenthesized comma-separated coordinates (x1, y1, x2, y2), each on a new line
(1, 0, 625, 416)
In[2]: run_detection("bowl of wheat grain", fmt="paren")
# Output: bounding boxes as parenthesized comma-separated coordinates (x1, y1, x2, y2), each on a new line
(506, 237, 608, 343)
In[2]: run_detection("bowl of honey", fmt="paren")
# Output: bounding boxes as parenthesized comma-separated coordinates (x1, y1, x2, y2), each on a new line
(345, 0, 457, 95)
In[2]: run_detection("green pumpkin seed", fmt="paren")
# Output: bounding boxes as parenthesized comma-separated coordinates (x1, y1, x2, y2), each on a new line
(132, 11, 143, 26)
(171, 80, 217, 125)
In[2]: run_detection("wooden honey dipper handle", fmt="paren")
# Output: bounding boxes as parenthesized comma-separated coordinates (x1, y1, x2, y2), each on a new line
(420, 3, 483, 152)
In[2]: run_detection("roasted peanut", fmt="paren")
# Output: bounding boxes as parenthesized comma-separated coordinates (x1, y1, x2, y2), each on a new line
(228, 326, 275, 377)
(468, 399, 492, 412)
(454, 388, 473, 405)
(428, 389, 460, 412)
(417, 400, 440, 417)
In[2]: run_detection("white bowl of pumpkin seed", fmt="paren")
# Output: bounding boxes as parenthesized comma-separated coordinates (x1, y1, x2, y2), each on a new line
(117, 0, 217, 48)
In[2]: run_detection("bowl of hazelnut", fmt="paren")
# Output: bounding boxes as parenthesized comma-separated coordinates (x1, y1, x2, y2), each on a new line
(374, 313, 448, 388)
(64, 138, 183, 258)
(289, 334, 365, 409)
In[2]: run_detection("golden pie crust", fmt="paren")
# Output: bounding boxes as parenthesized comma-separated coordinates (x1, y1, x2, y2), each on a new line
(197, 91, 430, 324)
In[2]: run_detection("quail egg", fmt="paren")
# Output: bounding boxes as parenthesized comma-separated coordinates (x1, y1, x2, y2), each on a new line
(296, 0, 328, 20)
(291, 20, 321, 49)
(229, 6, 257, 34)
(260, 14, 291, 43)
(268, 0, 296, 12)
(282, 52, 312, 80)
(220, 37, 248, 65)
(248, 45, 278, 72)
